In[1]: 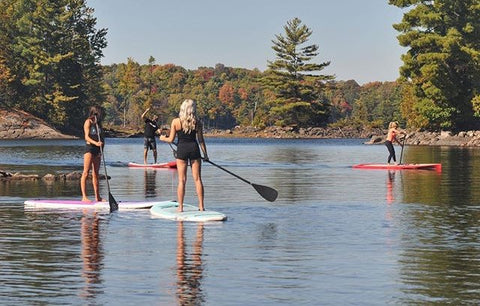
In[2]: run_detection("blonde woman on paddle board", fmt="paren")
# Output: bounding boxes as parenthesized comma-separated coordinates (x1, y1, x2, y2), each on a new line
(159, 99, 209, 212)
(81, 106, 104, 202)
(385, 121, 405, 165)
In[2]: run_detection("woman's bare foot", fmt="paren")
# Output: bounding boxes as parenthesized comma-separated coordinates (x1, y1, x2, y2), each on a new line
(82, 197, 91, 202)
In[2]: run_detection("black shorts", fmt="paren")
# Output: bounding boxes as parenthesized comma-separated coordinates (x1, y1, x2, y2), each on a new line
(85, 144, 101, 156)
(176, 142, 201, 161)
(144, 137, 157, 150)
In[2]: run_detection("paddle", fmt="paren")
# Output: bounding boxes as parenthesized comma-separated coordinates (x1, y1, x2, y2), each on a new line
(168, 143, 278, 202)
(95, 115, 118, 212)
(399, 135, 406, 165)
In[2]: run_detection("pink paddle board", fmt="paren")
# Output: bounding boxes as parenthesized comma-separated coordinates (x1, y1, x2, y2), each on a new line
(24, 199, 157, 210)
(128, 161, 177, 169)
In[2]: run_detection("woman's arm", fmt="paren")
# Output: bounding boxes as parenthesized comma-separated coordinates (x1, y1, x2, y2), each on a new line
(84, 119, 102, 146)
(159, 119, 178, 143)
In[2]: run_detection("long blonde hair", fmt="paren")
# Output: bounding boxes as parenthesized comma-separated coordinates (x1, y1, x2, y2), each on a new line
(179, 99, 197, 133)
(388, 121, 398, 129)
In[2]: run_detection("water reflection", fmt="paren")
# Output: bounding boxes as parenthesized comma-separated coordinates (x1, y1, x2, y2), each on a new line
(144, 169, 157, 198)
(387, 170, 395, 204)
(398, 205, 480, 304)
(80, 211, 103, 300)
(176, 222, 205, 305)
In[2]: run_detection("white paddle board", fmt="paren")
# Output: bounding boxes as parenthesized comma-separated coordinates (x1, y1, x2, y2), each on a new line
(150, 201, 227, 222)
(24, 199, 156, 210)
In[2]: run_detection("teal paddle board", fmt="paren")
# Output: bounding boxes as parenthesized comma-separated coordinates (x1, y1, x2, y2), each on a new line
(150, 201, 227, 222)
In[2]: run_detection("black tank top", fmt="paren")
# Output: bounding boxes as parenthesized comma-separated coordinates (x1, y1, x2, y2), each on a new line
(87, 120, 103, 144)
(177, 128, 197, 143)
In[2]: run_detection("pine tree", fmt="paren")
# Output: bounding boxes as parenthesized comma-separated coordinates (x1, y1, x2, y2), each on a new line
(264, 17, 334, 127)
(390, 0, 480, 130)
(0, 0, 106, 133)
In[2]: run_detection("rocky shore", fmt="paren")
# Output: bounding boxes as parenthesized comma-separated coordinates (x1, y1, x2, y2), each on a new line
(365, 130, 480, 147)
(206, 125, 480, 147)
(2, 107, 480, 147)
(0, 108, 77, 139)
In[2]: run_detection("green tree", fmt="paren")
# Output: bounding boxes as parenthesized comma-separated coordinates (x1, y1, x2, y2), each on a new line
(0, 0, 106, 134)
(390, 0, 480, 130)
(117, 58, 141, 126)
(264, 17, 334, 127)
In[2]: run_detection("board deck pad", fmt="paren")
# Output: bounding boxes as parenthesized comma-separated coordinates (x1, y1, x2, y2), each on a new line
(150, 201, 227, 222)
(352, 163, 442, 171)
(24, 199, 156, 210)
(128, 161, 177, 169)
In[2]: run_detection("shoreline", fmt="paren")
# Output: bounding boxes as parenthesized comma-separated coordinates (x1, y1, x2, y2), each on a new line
(2, 108, 480, 146)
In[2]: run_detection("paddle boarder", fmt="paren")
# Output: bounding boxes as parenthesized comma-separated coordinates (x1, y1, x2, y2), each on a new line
(81, 106, 104, 202)
(385, 121, 405, 165)
(159, 99, 209, 212)
(141, 107, 160, 164)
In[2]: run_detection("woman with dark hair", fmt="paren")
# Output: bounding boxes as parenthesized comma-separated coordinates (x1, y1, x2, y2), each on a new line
(81, 106, 104, 202)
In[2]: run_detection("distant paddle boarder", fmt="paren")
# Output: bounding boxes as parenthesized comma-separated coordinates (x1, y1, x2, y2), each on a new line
(385, 121, 405, 165)
(141, 107, 160, 164)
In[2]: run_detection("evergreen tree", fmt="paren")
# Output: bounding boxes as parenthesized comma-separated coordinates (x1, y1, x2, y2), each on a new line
(0, 0, 106, 133)
(264, 17, 334, 127)
(390, 0, 480, 130)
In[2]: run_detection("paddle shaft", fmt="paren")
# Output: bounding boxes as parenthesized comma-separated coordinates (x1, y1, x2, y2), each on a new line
(167, 142, 277, 201)
(204, 159, 252, 185)
(95, 116, 118, 212)
(399, 136, 406, 164)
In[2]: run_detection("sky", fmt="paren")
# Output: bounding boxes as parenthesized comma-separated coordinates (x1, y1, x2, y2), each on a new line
(86, 0, 407, 85)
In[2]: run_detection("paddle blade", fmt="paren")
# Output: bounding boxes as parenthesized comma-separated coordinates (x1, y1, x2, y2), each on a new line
(109, 192, 119, 212)
(252, 183, 278, 202)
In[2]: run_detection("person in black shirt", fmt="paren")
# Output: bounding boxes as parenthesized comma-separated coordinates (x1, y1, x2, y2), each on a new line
(141, 108, 160, 164)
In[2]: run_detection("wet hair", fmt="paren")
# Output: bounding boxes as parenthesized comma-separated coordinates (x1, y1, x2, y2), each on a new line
(88, 106, 103, 121)
(179, 99, 197, 133)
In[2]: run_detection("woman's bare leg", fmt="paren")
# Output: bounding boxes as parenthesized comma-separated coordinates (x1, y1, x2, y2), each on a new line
(191, 159, 204, 211)
(81, 153, 93, 202)
(176, 159, 188, 212)
(91, 154, 102, 201)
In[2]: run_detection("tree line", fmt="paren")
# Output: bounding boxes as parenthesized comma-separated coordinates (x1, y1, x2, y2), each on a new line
(1, 0, 480, 136)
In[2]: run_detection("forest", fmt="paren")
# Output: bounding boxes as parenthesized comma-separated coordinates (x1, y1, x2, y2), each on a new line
(1, 0, 480, 135)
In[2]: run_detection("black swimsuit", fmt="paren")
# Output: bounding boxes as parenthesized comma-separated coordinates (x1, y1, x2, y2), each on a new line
(85, 121, 103, 156)
(176, 128, 201, 161)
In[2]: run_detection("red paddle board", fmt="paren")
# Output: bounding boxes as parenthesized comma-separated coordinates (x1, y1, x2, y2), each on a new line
(352, 163, 442, 171)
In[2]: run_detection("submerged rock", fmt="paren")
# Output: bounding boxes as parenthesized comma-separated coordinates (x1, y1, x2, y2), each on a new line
(0, 171, 109, 181)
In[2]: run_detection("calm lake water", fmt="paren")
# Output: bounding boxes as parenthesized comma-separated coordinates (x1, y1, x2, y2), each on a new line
(1, 137, 480, 305)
